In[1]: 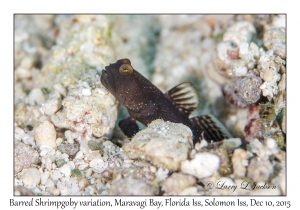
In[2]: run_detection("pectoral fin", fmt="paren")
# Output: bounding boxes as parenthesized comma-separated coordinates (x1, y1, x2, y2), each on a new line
(118, 117, 140, 138)
(190, 115, 232, 142)
(165, 82, 200, 117)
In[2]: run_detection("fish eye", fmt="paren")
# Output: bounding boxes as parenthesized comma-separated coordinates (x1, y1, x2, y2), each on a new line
(119, 64, 133, 75)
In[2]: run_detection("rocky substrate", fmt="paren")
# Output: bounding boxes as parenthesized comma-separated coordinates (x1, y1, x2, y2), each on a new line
(14, 15, 286, 195)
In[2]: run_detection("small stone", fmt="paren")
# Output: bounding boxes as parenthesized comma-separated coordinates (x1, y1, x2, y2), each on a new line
(223, 21, 256, 47)
(15, 142, 39, 173)
(89, 158, 106, 173)
(71, 169, 82, 177)
(74, 151, 84, 159)
(40, 170, 50, 185)
(247, 157, 273, 182)
(53, 83, 67, 97)
(149, 166, 156, 173)
(87, 140, 104, 153)
(79, 178, 89, 190)
(181, 152, 220, 179)
(263, 27, 286, 59)
(14, 126, 26, 141)
(78, 163, 89, 170)
(68, 161, 75, 169)
(15, 67, 32, 79)
(85, 168, 93, 178)
(222, 84, 248, 108)
(123, 119, 193, 171)
(82, 88, 91, 96)
(51, 188, 60, 195)
(45, 179, 54, 188)
(232, 148, 251, 177)
(235, 67, 248, 76)
(34, 121, 57, 149)
(55, 159, 66, 168)
(45, 158, 52, 171)
(155, 167, 169, 182)
(71, 182, 80, 195)
(56, 137, 63, 146)
(236, 74, 262, 105)
(244, 105, 262, 142)
(65, 130, 74, 144)
(58, 142, 80, 156)
(109, 176, 158, 195)
(162, 173, 196, 195)
(222, 138, 242, 151)
(14, 186, 35, 196)
(40, 91, 62, 116)
(59, 164, 71, 177)
(22, 167, 41, 186)
(61, 188, 72, 195)
(27, 88, 46, 106)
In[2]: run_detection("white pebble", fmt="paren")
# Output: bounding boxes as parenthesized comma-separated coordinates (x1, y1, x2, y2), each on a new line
(235, 66, 248, 76)
(89, 158, 107, 173)
(14, 127, 25, 141)
(65, 130, 74, 144)
(34, 121, 57, 149)
(75, 159, 85, 166)
(53, 83, 67, 97)
(85, 168, 93, 178)
(50, 169, 62, 181)
(45, 158, 52, 171)
(56, 137, 63, 146)
(71, 182, 80, 195)
(27, 88, 46, 106)
(61, 153, 69, 160)
(22, 133, 35, 146)
(40, 170, 50, 185)
(59, 164, 71, 177)
(22, 167, 41, 186)
(50, 188, 60, 195)
(156, 167, 169, 182)
(45, 179, 54, 188)
(16, 67, 32, 79)
(181, 152, 220, 179)
(82, 88, 91, 96)
(74, 151, 84, 159)
(80, 140, 90, 155)
(40, 96, 62, 116)
(56, 181, 65, 189)
(61, 188, 72, 195)
(79, 178, 89, 190)
(78, 163, 89, 170)
(67, 161, 75, 170)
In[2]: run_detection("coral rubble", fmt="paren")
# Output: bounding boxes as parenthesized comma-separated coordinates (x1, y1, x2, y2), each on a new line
(14, 14, 286, 195)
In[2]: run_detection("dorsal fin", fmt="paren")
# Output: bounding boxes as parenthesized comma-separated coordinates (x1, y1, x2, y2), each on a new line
(190, 115, 232, 142)
(164, 82, 200, 116)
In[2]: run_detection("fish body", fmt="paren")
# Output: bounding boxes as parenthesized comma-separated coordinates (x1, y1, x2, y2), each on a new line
(101, 58, 231, 144)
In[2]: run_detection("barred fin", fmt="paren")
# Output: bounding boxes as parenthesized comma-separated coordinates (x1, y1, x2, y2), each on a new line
(190, 115, 232, 142)
(165, 82, 200, 117)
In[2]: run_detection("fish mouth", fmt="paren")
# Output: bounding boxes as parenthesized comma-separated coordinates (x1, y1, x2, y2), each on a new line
(100, 67, 116, 93)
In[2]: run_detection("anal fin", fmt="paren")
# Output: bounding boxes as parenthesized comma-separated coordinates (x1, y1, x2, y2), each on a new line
(118, 117, 140, 138)
(190, 115, 232, 143)
(164, 82, 200, 117)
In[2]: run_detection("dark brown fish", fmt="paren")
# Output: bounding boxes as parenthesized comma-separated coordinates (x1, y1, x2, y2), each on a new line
(101, 58, 231, 145)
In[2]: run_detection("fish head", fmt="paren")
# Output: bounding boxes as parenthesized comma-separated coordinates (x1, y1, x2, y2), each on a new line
(101, 58, 136, 102)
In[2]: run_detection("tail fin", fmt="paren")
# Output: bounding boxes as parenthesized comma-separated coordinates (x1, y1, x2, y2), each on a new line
(190, 115, 232, 144)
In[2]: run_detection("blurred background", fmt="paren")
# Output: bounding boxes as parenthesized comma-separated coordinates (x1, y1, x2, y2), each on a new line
(14, 14, 286, 140)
